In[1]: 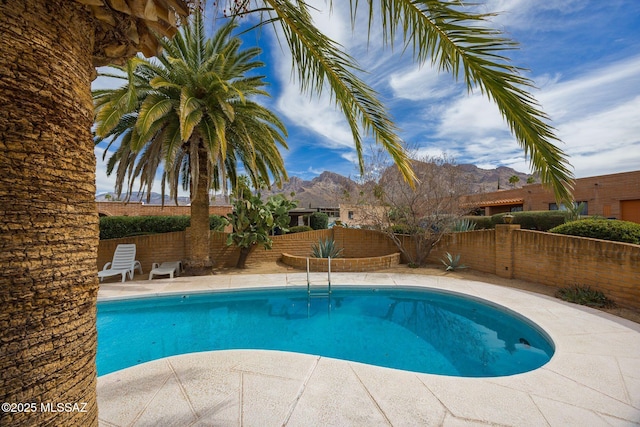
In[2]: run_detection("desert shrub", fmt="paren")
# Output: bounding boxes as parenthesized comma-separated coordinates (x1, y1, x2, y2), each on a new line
(309, 212, 329, 230)
(556, 285, 616, 308)
(464, 216, 493, 230)
(491, 211, 569, 231)
(549, 219, 640, 244)
(99, 215, 226, 239)
(288, 225, 314, 233)
(389, 224, 417, 234)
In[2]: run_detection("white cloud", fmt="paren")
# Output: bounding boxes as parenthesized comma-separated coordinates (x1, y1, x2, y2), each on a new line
(389, 66, 458, 101)
(436, 91, 508, 137)
(303, 1, 350, 44)
(556, 96, 640, 177)
(533, 56, 640, 176)
(538, 56, 640, 118)
(412, 146, 449, 160)
(92, 67, 127, 91)
(480, 0, 587, 29)
(393, 47, 640, 178)
(558, 96, 640, 150)
(275, 85, 354, 150)
(94, 146, 116, 194)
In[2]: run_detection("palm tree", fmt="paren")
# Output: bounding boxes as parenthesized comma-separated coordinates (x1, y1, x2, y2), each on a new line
(94, 14, 288, 272)
(1, 1, 573, 425)
(1, 1, 189, 424)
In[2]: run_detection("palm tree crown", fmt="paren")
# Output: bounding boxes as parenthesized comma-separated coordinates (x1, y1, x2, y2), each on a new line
(94, 12, 288, 203)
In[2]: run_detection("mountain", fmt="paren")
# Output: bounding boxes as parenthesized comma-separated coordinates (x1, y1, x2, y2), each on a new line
(263, 171, 359, 209)
(96, 192, 192, 205)
(457, 164, 535, 194)
(263, 165, 535, 208)
(97, 165, 535, 208)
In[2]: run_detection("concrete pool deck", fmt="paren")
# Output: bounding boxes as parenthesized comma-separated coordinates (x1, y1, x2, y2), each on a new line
(97, 272, 640, 426)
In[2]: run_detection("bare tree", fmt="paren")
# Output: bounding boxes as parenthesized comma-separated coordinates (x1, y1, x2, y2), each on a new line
(344, 151, 471, 266)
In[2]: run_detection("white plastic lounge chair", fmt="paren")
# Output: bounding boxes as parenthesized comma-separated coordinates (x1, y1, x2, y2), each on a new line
(98, 244, 143, 283)
(148, 261, 183, 280)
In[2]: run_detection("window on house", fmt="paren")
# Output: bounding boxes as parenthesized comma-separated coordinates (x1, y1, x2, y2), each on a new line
(549, 201, 588, 215)
(348, 211, 354, 220)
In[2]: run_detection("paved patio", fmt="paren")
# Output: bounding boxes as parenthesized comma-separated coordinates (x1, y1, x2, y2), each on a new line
(97, 273, 640, 426)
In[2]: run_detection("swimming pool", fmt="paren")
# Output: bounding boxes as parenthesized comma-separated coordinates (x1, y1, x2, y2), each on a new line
(97, 286, 554, 377)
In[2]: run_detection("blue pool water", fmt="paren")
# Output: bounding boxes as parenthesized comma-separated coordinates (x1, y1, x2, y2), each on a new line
(97, 287, 554, 377)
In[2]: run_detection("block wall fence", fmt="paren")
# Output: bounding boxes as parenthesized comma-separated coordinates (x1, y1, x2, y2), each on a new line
(98, 225, 640, 310)
(97, 201, 232, 217)
(281, 253, 401, 272)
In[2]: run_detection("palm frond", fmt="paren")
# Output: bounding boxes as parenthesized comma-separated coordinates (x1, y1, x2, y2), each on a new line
(136, 95, 173, 140)
(360, 0, 574, 202)
(264, 0, 416, 186)
(179, 87, 204, 141)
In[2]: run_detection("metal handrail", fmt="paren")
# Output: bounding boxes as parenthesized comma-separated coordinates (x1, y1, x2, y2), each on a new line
(306, 257, 331, 296)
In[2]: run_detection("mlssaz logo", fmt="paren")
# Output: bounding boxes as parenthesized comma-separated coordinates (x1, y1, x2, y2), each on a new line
(40, 402, 88, 413)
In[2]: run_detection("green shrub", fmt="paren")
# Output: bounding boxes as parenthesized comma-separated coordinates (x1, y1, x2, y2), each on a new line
(549, 219, 640, 244)
(491, 211, 569, 231)
(99, 216, 142, 240)
(138, 215, 191, 235)
(99, 215, 226, 240)
(309, 212, 329, 230)
(556, 285, 616, 308)
(463, 216, 493, 230)
(288, 225, 314, 233)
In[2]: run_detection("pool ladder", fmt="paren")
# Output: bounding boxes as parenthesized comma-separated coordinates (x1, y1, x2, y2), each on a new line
(306, 257, 331, 297)
(306, 257, 332, 316)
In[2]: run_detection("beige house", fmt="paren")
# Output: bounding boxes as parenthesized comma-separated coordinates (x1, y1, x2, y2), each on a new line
(460, 170, 640, 223)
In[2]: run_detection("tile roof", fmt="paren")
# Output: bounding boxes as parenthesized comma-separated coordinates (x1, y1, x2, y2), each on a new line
(462, 198, 524, 207)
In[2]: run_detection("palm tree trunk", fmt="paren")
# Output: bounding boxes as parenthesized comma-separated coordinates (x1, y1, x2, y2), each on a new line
(0, 1, 99, 425)
(186, 144, 213, 274)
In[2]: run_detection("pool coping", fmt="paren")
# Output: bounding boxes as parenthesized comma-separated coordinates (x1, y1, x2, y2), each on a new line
(97, 272, 640, 426)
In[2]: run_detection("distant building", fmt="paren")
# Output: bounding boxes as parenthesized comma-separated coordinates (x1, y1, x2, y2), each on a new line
(460, 170, 640, 223)
(288, 207, 342, 227)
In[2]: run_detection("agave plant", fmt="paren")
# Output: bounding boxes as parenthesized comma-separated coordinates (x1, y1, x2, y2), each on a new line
(451, 218, 477, 232)
(441, 252, 467, 271)
(311, 238, 344, 259)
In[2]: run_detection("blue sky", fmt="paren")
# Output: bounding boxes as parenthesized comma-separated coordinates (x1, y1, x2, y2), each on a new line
(93, 1, 640, 195)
